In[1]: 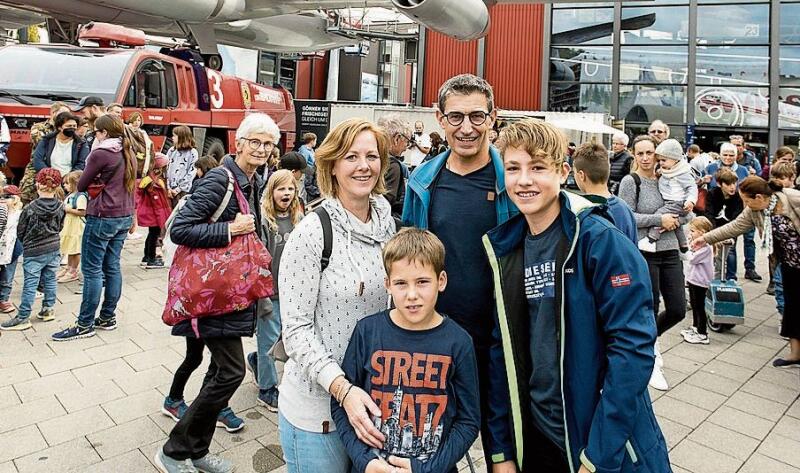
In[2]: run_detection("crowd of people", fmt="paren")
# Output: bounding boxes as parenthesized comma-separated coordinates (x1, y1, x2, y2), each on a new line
(0, 73, 796, 473)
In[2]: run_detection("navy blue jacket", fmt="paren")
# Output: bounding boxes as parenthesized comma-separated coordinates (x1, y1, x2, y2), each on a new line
(483, 192, 671, 473)
(170, 155, 264, 338)
(32, 132, 88, 172)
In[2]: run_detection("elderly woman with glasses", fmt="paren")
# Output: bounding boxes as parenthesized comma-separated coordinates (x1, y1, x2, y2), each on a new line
(154, 113, 278, 473)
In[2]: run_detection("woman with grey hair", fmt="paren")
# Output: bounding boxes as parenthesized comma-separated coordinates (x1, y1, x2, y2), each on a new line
(377, 114, 411, 217)
(154, 113, 278, 473)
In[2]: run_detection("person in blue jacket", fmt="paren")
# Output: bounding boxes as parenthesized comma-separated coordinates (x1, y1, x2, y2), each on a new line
(401, 74, 517, 467)
(31, 111, 88, 175)
(485, 119, 671, 473)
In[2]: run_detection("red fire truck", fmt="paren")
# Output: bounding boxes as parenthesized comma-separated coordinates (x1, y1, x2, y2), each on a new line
(0, 23, 295, 180)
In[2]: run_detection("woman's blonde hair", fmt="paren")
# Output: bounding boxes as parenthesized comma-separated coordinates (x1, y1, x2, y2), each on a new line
(261, 170, 303, 231)
(314, 118, 389, 198)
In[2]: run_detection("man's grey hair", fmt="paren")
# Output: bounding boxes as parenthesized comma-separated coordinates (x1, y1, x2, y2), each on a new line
(235, 113, 280, 142)
(720, 142, 737, 155)
(648, 119, 670, 135)
(377, 114, 412, 139)
(437, 74, 495, 113)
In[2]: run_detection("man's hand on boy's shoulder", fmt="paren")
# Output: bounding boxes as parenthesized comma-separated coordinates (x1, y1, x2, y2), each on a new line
(491, 460, 517, 473)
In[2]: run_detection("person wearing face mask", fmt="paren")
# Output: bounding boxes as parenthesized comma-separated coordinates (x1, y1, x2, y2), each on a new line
(31, 111, 89, 177)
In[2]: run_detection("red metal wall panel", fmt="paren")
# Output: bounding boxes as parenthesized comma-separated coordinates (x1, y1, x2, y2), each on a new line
(422, 33, 478, 108)
(294, 54, 329, 100)
(485, 4, 544, 111)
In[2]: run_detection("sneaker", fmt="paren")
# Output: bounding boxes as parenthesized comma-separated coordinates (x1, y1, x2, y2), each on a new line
(0, 301, 15, 313)
(55, 267, 68, 279)
(154, 448, 198, 473)
(745, 269, 763, 282)
(51, 324, 95, 341)
(680, 326, 697, 337)
(638, 237, 657, 253)
(192, 453, 234, 473)
(216, 407, 245, 433)
(58, 269, 79, 283)
(257, 386, 279, 412)
(772, 358, 800, 368)
(654, 340, 664, 368)
(648, 365, 669, 391)
(246, 351, 259, 385)
(0, 316, 31, 331)
(766, 281, 776, 295)
(94, 317, 117, 330)
(139, 258, 148, 268)
(145, 259, 165, 269)
(36, 308, 55, 322)
(34, 291, 43, 299)
(682, 331, 710, 345)
(162, 397, 189, 422)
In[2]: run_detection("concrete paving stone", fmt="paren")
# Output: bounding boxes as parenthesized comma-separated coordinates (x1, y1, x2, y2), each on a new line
(739, 453, 800, 473)
(54, 379, 126, 413)
(45, 332, 106, 356)
(670, 466, 692, 473)
(773, 415, 800, 443)
(742, 332, 791, 350)
(87, 416, 166, 459)
(662, 367, 690, 386)
(37, 405, 115, 446)
(707, 405, 776, 441)
(700, 358, 757, 383)
(148, 412, 179, 436)
(669, 439, 743, 473)
(113, 365, 172, 395)
(684, 370, 744, 397)
(665, 342, 722, 364)
(0, 462, 16, 473)
(0, 363, 38, 388)
(219, 439, 284, 473)
(726, 340, 782, 359)
(31, 351, 94, 377)
(653, 396, 711, 429)
(80, 449, 158, 473)
(84, 339, 142, 363)
(0, 425, 47, 464)
(12, 371, 82, 403)
(647, 386, 667, 402)
(788, 397, 800, 420)
(740, 378, 800, 406)
(0, 344, 54, 370)
(687, 421, 760, 461)
(666, 383, 728, 412)
(14, 437, 100, 473)
(214, 409, 278, 451)
(660, 353, 703, 375)
(129, 330, 175, 351)
(0, 386, 20, 410)
(94, 321, 150, 344)
(754, 365, 800, 391)
(101, 388, 163, 425)
(725, 391, 789, 422)
(716, 349, 771, 371)
(71, 358, 136, 388)
(0, 395, 66, 434)
(654, 416, 692, 450)
(758, 432, 800, 468)
(123, 347, 182, 372)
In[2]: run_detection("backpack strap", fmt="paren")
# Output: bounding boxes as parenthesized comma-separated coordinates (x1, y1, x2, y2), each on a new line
(210, 169, 235, 223)
(632, 173, 642, 211)
(313, 206, 333, 272)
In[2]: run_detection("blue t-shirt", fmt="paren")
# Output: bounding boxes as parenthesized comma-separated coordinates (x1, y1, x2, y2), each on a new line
(429, 163, 497, 347)
(607, 196, 638, 244)
(524, 215, 566, 451)
(332, 310, 480, 473)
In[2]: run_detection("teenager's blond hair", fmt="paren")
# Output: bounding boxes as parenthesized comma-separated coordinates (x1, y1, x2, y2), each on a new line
(261, 170, 303, 232)
(383, 228, 445, 277)
(316, 118, 389, 198)
(497, 119, 567, 167)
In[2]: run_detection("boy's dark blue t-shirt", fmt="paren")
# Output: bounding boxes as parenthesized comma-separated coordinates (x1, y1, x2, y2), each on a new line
(332, 310, 480, 473)
(429, 163, 497, 347)
(524, 215, 566, 451)
(584, 194, 638, 244)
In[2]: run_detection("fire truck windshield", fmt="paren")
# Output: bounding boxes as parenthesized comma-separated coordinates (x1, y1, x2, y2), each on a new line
(0, 45, 134, 106)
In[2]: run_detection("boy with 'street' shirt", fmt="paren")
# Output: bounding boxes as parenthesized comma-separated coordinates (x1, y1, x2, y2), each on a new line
(484, 119, 671, 473)
(332, 228, 480, 473)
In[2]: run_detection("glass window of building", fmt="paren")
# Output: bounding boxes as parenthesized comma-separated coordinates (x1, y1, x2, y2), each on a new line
(550, 46, 612, 83)
(695, 46, 769, 86)
(619, 85, 687, 123)
(696, 4, 770, 44)
(549, 83, 612, 113)
(621, 6, 689, 44)
(695, 86, 769, 127)
(620, 46, 688, 84)
(552, 8, 614, 45)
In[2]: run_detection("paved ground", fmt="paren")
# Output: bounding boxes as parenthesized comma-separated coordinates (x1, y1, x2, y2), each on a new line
(0, 234, 797, 473)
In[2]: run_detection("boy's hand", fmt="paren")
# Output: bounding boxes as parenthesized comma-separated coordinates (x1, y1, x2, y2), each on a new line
(387, 456, 412, 473)
(492, 460, 518, 473)
(343, 386, 386, 449)
(684, 201, 694, 212)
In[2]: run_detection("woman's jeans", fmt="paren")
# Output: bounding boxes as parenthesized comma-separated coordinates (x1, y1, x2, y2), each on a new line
(643, 250, 687, 336)
(256, 299, 281, 391)
(77, 215, 132, 328)
(278, 412, 350, 473)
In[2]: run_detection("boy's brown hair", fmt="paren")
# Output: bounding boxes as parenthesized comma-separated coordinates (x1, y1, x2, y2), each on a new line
(572, 143, 610, 184)
(770, 161, 796, 180)
(383, 228, 445, 277)
(497, 119, 567, 167)
(715, 167, 738, 186)
(302, 132, 317, 144)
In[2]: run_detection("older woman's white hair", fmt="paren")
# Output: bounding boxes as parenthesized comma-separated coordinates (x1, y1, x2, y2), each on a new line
(720, 142, 737, 155)
(612, 132, 629, 147)
(235, 113, 281, 142)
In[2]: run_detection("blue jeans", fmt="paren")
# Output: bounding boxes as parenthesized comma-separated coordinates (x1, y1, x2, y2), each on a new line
(743, 228, 756, 271)
(278, 412, 350, 473)
(0, 239, 23, 302)
(18, 250, 60, 320)
(256, 299, 281, 391)
(78, 215, 132, 327)
(775, 263, 784, 316)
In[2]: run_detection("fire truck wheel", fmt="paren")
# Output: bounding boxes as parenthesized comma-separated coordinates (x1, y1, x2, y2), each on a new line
(203, 136, 226, 163)
(203, 54, 223, 71)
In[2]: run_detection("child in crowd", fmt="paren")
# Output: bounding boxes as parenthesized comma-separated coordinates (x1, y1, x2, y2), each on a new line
(190, 155, 219, 193)
(278, 151, 308, 205)
(572, 142, 638, 243)
(0, 186, 22, 314)
(639, 138, 697, 253)
(166, 125, 198, 206)
(703, 168, 744, 280)
(683, 217, 715, 345)
(771, 161, 797, 190)
(137, 153, 171, 269)
(58, 171, 87, 283)
(246, 170, 303, 411)
(1, 169, 65, 331)
(486, 119, 670, 473)
(769, 162, 796, 316)
(332, 228, 480, 473)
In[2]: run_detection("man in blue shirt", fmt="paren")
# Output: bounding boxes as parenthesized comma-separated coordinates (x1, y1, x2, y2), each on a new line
(298, 132, 316, 167)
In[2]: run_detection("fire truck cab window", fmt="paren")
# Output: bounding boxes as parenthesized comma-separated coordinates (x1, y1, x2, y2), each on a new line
(125, 60, 177, 109)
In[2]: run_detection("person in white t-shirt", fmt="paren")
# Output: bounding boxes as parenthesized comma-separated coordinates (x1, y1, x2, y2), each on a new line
(32, 112, 89, 177)
(403, 120, 432, 168)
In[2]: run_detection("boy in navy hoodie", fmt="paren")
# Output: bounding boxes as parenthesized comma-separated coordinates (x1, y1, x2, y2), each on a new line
(332, 228, 480, 473)
(484, 120, 670, 473)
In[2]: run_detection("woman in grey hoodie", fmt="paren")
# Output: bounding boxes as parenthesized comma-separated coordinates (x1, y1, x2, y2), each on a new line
(278, 118, 396, 473)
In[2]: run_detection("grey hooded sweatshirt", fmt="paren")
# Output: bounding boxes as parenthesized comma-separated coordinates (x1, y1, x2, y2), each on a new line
(278, 196, 396, 433)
